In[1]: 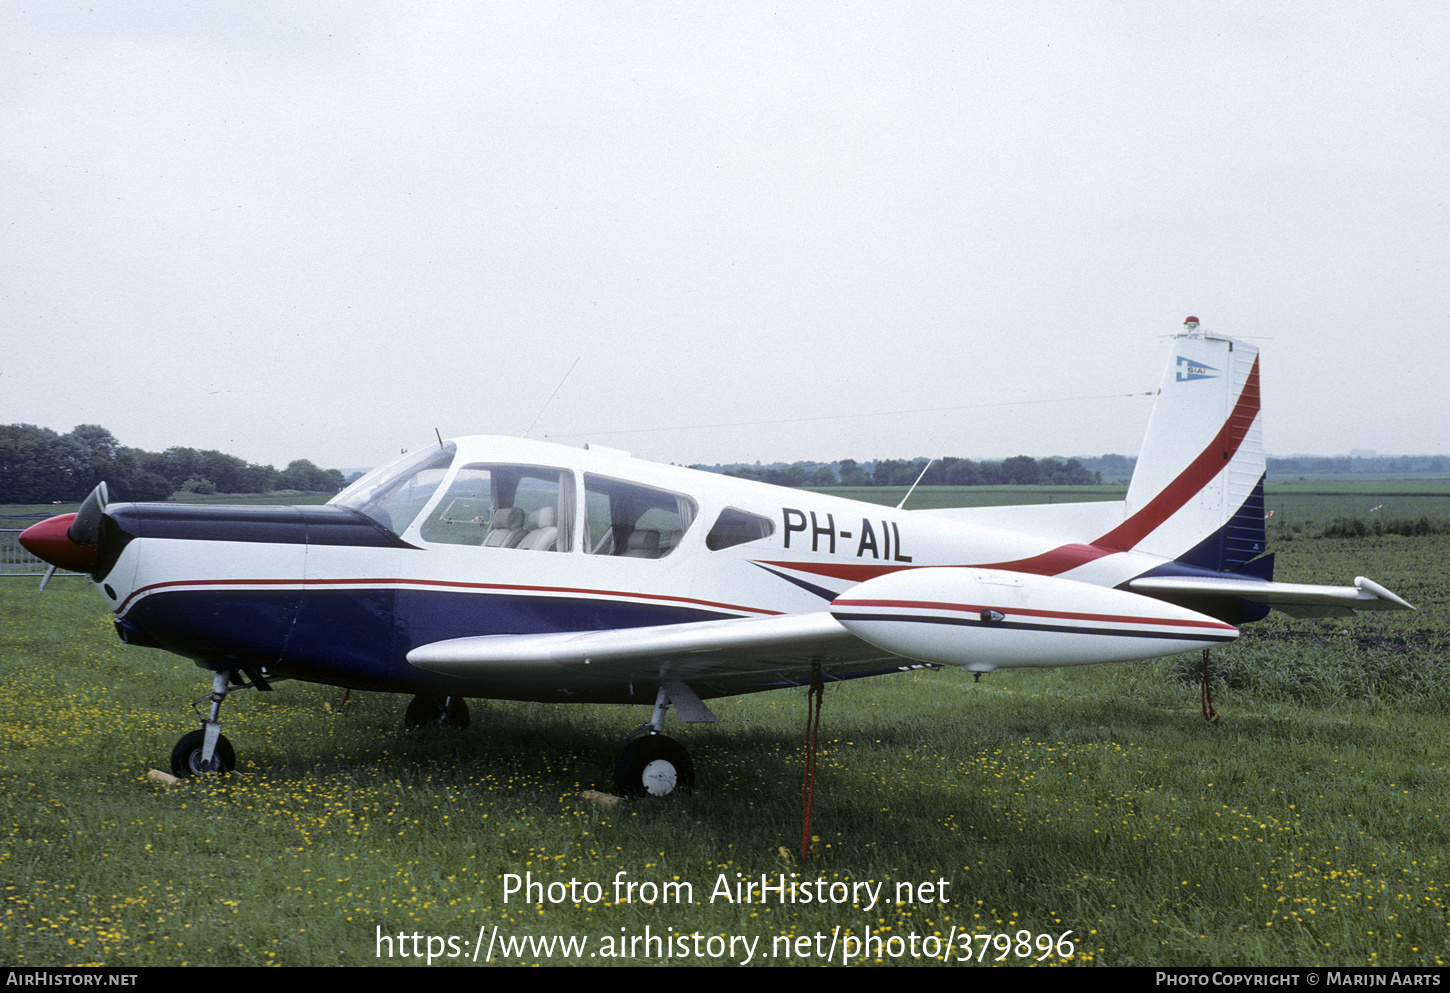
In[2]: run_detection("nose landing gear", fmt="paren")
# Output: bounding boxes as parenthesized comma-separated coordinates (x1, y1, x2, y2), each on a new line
(169, 667, 274, 778)
(171, 727, 235, 776)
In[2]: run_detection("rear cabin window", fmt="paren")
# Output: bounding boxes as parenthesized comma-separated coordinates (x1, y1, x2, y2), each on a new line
(583, 474, 697, 558)
(705, 508, 775, 550)
(419, 464, 574, 551)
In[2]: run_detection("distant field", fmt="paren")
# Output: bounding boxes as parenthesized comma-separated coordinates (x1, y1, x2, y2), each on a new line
(822, 484, 1125, 510)
(164, 490, 335, 506)
(7, 479, 1450, 527)
(1269, 473, 1450, 484)
(1267, 481, 1450, 515)
(0, 491, 333, 520)
(815, 481, 1450, 526)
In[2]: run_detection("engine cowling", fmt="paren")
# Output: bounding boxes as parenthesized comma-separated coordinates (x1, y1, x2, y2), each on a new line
(830, 567, 1237, 671)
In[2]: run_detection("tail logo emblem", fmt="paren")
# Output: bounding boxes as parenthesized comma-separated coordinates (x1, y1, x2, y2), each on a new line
(1176, 356, 1220, 382)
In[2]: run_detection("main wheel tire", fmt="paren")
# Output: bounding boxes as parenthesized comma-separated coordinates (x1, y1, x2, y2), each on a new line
(614, 735, 693, 797)
(170, 729, 236, 777)
(404, 694, 470, 729)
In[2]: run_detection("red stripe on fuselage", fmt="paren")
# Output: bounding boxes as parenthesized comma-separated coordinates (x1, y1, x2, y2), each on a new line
(114, 576, 783, 619)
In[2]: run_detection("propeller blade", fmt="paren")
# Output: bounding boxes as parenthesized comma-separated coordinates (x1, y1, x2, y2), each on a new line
(67, 481, 109, 547)
(38, 563, 57, 592)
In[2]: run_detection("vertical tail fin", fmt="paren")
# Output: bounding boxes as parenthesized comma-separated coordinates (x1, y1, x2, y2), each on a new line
(1117, 318, 1267, 572)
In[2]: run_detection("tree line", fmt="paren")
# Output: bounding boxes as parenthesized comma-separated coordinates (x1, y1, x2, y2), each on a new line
(711, 455, 1103, 489)
(1267, 454, 1450, 477)
(0, 423, 347, 504)
(706, 451, 1450, 489)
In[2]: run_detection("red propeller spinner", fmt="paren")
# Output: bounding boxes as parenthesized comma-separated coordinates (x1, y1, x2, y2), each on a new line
(18, 482, 108, 573)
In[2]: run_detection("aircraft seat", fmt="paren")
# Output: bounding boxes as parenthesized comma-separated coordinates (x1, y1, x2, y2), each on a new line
(621, 529, 661, 558)
(518, 507, 559, 551)
(483, 507, 528, 548)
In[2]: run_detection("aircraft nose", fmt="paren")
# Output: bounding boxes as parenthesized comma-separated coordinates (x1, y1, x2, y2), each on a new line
(18, 513, 100, 572)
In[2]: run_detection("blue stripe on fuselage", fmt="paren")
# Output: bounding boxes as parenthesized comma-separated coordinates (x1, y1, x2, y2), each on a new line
(121, 586, 735, 693)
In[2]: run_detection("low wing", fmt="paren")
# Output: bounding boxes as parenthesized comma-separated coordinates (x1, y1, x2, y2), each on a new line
(1129, 575, 1414, 618)
(405, 571, 1412, 705)
(405, 611, 907, 701)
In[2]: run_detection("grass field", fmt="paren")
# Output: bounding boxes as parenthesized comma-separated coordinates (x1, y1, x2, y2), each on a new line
(1, 487, 1447, 967)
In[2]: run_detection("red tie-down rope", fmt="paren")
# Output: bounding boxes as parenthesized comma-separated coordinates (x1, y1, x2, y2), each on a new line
(1201, 648, 1218, 723)
(801, 665, 824, 862)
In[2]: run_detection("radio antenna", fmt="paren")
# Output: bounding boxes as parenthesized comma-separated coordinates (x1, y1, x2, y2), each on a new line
(897, 428, 953, 510)
(897, 454, 938, 510)
(522, 356, 581, 439)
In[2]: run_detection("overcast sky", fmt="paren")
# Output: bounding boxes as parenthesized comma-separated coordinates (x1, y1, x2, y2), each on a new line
(4, 2, 1446, 472)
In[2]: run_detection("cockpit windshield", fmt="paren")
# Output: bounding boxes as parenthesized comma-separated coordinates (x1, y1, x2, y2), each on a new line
(330, 444, 456, 535)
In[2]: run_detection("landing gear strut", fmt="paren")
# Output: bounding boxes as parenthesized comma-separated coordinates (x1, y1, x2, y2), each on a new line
(169, 667, 277, 778)
(405, 694, 471, 729)
(171, 669, 238, 777)
(612, 684, 700, 797)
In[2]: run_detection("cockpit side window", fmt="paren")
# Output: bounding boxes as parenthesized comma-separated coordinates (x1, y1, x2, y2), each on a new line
(419, 464, 574, 551)
(705, 508, 775, 550)
(583, 474, 697, 558)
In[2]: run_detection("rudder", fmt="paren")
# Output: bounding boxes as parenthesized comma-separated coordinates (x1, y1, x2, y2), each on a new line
(1116, 318, 1267, 571)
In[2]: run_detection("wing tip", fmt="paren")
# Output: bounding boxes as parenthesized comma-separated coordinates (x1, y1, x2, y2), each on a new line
(1354, 576, 1416, 611)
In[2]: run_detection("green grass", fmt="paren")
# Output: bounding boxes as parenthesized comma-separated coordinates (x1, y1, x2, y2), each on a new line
(3, 483, 1448, 966)
(3, 529, 1447, 967)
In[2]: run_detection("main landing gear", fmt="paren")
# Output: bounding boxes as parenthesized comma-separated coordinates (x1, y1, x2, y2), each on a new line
(612, 683, 714, 797)
(614, 732, 693, 797)
(170, 668, 273, 778)
(404, 694, 471, 729)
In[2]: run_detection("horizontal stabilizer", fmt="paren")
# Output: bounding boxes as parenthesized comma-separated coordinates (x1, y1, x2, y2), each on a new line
(1129, 575, 1415, 618)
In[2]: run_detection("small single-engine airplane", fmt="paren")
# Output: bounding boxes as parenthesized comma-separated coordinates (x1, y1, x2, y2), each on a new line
(21, 318, 1413, 795)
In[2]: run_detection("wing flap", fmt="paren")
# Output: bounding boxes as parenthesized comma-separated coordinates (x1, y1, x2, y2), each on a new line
(1129, 575, 1414, 618)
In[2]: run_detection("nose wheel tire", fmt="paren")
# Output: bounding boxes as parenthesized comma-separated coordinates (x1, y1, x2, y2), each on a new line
(404, 694, 471, 729)
(171, 729, 236, 777)
(614, 735, 693, 797)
